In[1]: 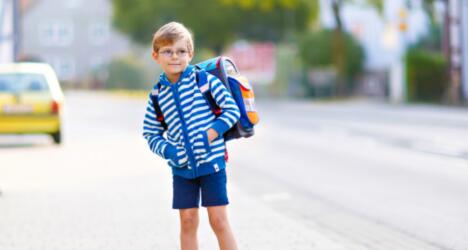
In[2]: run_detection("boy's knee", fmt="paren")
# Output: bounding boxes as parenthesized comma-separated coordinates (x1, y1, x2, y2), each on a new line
(180, 213, 199, 232)
(209, 215, 229, 233)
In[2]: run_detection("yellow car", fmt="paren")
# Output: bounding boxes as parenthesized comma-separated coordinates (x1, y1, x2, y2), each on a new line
(0, 63, 64, 144)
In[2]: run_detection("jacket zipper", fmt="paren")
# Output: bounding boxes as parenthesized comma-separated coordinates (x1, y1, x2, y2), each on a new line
(171, 82, 198, 178)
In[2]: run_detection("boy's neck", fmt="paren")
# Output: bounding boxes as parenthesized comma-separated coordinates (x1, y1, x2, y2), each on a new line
(166, 73, 181, 84)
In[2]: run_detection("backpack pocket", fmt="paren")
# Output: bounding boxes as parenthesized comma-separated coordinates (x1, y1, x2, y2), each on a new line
(228, 76, 259, 128)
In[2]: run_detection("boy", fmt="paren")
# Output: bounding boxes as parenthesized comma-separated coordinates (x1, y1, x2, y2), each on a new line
(142, 22, 240, 250)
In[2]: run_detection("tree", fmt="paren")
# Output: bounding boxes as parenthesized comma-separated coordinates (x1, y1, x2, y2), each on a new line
(111, 0, 318, 52)
(299, 29, 364, 95)
(329, 0, 383, 95)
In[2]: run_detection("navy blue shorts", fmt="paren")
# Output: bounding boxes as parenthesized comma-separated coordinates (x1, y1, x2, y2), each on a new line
(172, 169, 229, 209)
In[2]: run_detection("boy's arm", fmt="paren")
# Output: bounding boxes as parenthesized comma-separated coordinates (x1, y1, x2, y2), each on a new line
(142, 94, 178, 160)
(207, 74, 241, 140)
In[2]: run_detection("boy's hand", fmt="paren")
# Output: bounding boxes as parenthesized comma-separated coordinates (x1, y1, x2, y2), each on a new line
(206, 128, 218, 144)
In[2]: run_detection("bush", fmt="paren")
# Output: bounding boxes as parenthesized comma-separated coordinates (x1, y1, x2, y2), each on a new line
(406, 48, 448, 102)
(298, 29, 364, 96)
(106, 56, 147, 89)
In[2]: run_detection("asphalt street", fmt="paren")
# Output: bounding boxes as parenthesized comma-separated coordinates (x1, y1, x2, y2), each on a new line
(1, 91, 467, 250)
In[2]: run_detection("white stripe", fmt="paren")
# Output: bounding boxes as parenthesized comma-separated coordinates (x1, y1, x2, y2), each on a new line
(187, 117, 215, 131)
(182, 99, 206, 112)
(180, 96, 195, 106)
(180, 88, 195, 99)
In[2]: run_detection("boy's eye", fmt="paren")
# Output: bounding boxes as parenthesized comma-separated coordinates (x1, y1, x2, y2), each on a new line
(177, 50, 187, 56)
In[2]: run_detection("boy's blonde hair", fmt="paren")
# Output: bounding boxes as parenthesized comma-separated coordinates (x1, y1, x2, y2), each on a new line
(152, 22, 194, 53)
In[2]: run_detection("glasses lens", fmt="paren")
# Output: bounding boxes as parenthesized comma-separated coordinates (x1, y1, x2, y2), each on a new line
(177, 50, 187, 56)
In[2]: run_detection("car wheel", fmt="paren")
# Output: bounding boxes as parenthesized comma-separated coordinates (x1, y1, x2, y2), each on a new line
(51, 130, 62, 144)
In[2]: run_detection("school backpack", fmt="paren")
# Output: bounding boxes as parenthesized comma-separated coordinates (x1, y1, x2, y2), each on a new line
(195, 56, 259, 141)
(150, 56, 259, 141)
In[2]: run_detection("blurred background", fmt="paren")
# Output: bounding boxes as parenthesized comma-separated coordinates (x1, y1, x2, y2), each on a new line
(1, 0, 467, 104)
(1, 0, 468, 250)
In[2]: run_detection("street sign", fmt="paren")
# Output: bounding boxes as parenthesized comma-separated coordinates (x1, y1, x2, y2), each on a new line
(225, 42, 276, 85)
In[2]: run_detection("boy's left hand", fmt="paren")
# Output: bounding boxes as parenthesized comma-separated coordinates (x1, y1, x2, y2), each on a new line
(206, 128, 218, 144)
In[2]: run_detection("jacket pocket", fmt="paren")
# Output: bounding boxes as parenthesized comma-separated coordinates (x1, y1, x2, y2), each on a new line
(191, 131, 211, 160)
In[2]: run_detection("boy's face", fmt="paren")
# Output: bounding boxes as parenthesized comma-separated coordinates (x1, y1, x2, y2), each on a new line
(152, 39, 193, 82)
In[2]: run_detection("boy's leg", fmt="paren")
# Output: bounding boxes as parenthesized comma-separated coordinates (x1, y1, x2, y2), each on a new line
(207, 205, 237, 250)
(179, 208, 199, 250)
(173, 175, 202, 250)
(199, 169, 237, 250)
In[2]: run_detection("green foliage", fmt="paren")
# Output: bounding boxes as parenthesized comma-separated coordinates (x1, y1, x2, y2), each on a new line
(406, 48, 448, 102)
(112, 0, 318, 51)
(363, 0, 383, 13)
(299, 29, 364, 80)
(412, 23, 442, 52)
(106, 56, 148, 89)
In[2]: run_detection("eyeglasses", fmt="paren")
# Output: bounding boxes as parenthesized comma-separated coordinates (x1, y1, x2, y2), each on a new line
(158, 49, 189, 58)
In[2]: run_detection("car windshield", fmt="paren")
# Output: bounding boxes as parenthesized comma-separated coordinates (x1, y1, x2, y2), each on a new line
(0, 73, 49, 93)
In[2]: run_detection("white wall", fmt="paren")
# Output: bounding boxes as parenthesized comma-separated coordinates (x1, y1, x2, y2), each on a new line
(0, 0, 15, 64)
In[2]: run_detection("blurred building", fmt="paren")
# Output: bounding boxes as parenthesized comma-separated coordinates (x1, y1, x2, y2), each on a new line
(20, 0, 131, 85)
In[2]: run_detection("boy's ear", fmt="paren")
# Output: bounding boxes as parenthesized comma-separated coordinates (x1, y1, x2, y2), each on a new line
(188, 51, 194, 62)
(152, 51, 159, 62)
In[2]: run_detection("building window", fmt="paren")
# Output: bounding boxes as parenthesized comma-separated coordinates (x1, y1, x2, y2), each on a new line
(89, 23, 109, 46)
(45, 56, 76, 81)
(39, 21, 74, 47)
(90, 56, 105, 71)
(39, 24, 54, 46)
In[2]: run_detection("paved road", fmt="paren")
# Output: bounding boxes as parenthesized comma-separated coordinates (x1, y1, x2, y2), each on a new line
(1, 91, 467, 250)
(232, 99, 468, 250)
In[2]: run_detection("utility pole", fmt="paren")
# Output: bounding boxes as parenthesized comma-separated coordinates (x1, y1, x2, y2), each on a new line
(444, 0, 462, 104)
(0, 0, 19, 63)
(461, 0, 468, 103)
(13, 0, 21, 61)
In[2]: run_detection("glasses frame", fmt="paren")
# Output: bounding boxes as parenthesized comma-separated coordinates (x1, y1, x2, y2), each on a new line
(158, 49, 189, 58)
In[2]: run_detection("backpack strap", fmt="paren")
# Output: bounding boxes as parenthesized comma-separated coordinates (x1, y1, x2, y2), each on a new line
(150, 83, 168, 130)
(196, 70, 221, 116)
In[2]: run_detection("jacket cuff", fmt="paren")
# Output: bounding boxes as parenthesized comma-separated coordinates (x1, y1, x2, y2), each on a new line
(211, 120, 231, 138)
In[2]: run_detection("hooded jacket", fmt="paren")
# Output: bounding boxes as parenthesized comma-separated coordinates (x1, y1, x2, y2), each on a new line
(143, 65, 240, 179)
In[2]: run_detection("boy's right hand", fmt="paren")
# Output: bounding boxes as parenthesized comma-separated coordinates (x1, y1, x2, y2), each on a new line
(164, 144, 178, 160)
(164, 144, 188, 166)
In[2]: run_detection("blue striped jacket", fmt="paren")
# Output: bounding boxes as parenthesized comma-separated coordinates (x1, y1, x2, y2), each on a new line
(142, 65, 240, 179)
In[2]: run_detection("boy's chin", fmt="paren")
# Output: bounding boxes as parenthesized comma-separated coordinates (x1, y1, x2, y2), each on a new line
(168, 69, 182, 74)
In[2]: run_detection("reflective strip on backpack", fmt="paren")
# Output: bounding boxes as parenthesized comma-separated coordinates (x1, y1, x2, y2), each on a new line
(243, 98, 256, 112)
(199, 83, 209, 93)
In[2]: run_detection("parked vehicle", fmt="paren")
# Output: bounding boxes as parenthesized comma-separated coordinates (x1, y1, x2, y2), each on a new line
(0, 63, 64, 144)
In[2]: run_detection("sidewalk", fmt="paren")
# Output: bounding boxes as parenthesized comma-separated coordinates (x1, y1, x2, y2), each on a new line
(0, 135, 346, 250)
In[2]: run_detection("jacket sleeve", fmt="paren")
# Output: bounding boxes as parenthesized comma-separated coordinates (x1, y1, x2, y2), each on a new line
(142, 94, 177, 160)
(207, 74, 241, 137)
